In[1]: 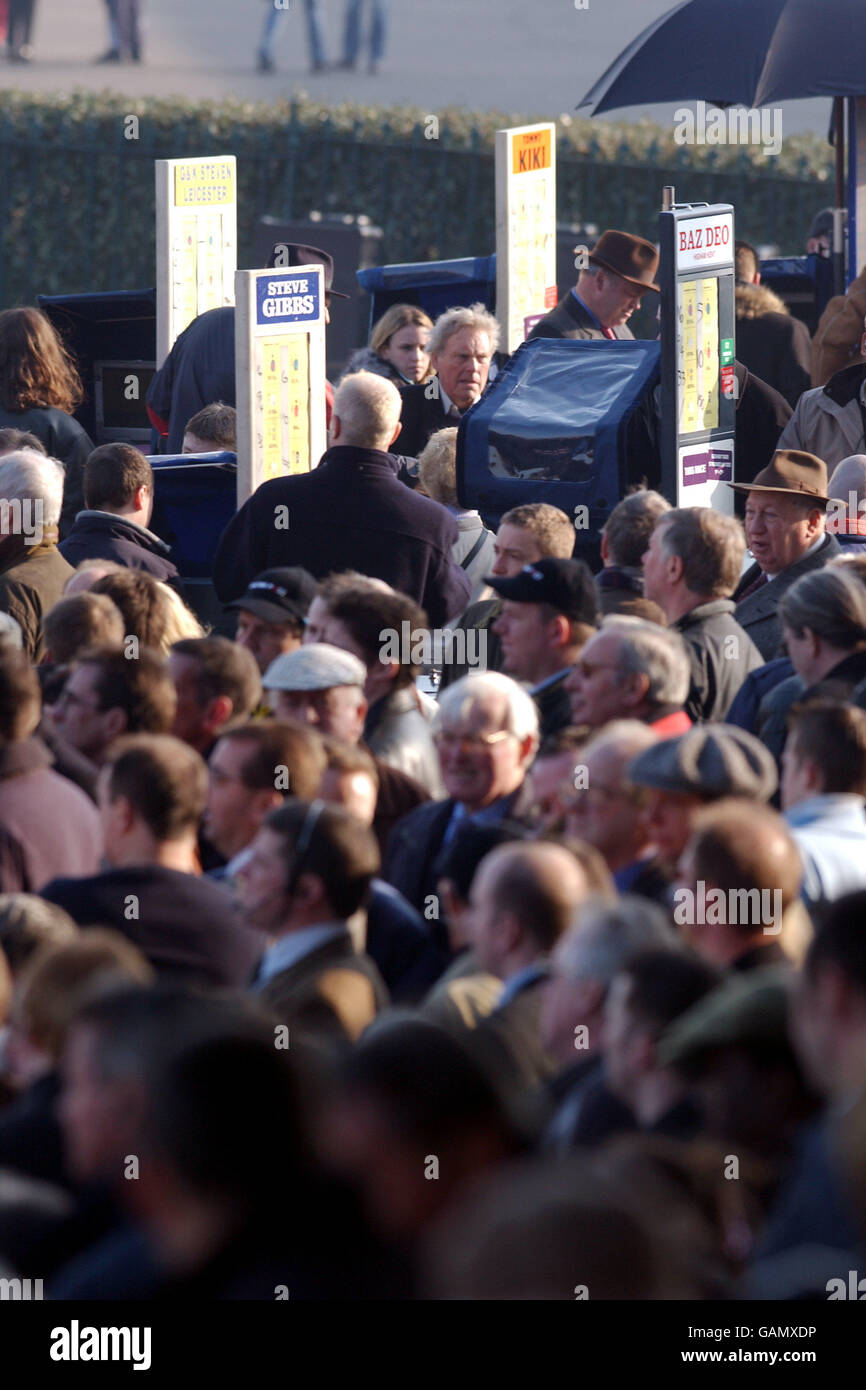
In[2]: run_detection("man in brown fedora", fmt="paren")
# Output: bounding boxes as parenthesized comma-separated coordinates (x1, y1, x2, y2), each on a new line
(729, 449, 841, 660)
(528, 229, 659, 342)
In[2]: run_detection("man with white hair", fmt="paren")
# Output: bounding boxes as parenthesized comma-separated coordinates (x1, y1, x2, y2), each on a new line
(397, 303, 500, 459)
(214, 371, 471, 626)
(383, 671, 539, 923)
(0, 449, 72, 660)
(826, 454, 866, 554)
(563, 614, 692, 736)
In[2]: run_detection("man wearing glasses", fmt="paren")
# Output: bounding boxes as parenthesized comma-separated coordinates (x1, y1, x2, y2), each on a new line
(564, 615, 692, 738)
(382, 672, 539, 931)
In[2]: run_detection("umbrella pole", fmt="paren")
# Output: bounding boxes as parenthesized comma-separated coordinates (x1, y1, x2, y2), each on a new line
(834, 96, 847, 295)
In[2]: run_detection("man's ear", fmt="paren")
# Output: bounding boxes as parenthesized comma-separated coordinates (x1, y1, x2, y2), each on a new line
(204, 694, 233, 736)
(667, 552, 685, 586)
(388, 420, 402, 448)
(600, 532, 610, 564)
(113, 793, 137, 836)
(331, 412, 343, 442)
(134, 484, 150, 513)
(622, 671, 651, 710)
(547, 614, 572, 654)
(102, 707, 129, 744)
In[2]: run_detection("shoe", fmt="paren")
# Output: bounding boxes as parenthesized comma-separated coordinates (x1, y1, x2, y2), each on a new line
(96, 48, 121, 63)
(256, 52, 274, 73)
(336, 58, 356, 70)
(310, 59, 329, 73)
(8, 46, 32, 63)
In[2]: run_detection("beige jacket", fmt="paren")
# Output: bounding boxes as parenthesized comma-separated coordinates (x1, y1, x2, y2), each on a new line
(811, 264, 866, 387)
(777, 364, 866, 468)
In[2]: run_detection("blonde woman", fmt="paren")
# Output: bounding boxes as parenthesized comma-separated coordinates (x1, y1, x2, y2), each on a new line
(341, 303, 433, 387)
(417, 427, 495, 603)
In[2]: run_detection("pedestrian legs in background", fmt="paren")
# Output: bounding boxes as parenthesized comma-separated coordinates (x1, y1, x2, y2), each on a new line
(340, 0, 388, 74)
(7, 0, 35, 62)
(304, 0, 328, 73)
(256, 0, 288, 73)
(114, 0, 142, 62)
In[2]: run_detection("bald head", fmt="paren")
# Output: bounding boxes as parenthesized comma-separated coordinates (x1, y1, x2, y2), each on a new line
(331, 370, 403, 451)
(829, 455, 866, 504)
(470, 841, 589, 979)
(685, 797, 803, 924)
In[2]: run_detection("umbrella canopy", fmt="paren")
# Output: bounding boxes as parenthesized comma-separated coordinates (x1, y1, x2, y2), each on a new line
(579, 0, 866, 115)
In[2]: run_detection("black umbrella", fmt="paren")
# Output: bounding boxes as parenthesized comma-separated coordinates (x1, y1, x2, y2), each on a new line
(579, 0, 866, 115)
(579, 0, 865, 292)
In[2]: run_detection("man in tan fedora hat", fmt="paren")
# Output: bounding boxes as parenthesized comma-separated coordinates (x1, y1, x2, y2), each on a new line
(528, 228, 659, 343)
(729, 449, 841, 659)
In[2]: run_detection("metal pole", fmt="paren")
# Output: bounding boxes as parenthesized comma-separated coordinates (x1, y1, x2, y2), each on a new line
(834, 97, 846, 295)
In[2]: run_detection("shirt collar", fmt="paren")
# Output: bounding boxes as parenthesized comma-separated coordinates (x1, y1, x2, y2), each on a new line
(254, 924, 347, 987)
(570, 289, 603, 331)
(529, 667, 572, 696)
(498, 961, 549, 1008)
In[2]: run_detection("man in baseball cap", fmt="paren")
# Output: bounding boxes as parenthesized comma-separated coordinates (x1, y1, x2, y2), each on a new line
(489, 558, 598, 739)
(528, 228, 659, 343)
(226, 566, 316, 674)
(729, 450, 841, 660)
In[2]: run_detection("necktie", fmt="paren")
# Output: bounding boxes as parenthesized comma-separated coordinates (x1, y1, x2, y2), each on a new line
(739, 571, 769, 601)
(602, 326, 616, 340)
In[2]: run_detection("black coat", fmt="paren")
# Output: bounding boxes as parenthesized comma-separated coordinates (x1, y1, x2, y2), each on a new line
(526, 291, 634, 341)
(146, 306, 236, 455)
(397, 382, 456, 459)
(59, 511, 180, 584)
(41, 865, 262, 989)
(0, 404, 93, 538)
(213, 445, 471, 627)
(735, 285, 812, 409)
(733, 361, 794, 486)
(734, 533, 841, 660)
(672, 598, 765, 723)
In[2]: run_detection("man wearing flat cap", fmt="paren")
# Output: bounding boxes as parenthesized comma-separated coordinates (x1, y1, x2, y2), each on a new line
(528, 229, 659, 342)
(489, 557, 598, 739)
(261, 641, 430, 853)
(730, 450, 841, 660)
(627, 724, 778, 874)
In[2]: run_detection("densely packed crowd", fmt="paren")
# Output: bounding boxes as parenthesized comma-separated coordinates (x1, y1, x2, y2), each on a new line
(1, 225, 866, 1301)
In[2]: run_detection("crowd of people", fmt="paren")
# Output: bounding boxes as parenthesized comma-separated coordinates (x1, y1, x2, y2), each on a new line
(1, 222, 866, 1302)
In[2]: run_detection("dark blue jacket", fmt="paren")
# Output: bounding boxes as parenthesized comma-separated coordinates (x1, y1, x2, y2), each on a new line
(59, 510, 179, 584)
(213, 445, 471, 627)
(146, 306, 236, 455)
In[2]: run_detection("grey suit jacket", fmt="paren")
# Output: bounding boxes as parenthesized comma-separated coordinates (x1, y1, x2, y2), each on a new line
(526, 291, 634, 342)
(733, 534, 841, 660)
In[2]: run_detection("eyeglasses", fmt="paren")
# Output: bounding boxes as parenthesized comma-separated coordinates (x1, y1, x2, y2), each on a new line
(573, 659, 622, 680)
(433, 729, 515, 754)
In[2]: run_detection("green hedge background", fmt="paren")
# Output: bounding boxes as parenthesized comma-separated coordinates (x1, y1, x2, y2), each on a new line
(0, 90, 834, 306)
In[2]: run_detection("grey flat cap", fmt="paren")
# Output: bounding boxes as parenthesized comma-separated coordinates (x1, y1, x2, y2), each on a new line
(627, 725, 777, 801)
(262, 642, 366, 692)
(658, 967, 791, 1069)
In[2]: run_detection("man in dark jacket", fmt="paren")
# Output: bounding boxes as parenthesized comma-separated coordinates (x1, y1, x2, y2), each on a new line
(527, 229, 659, 342)
(730, 450, 841, 660)
(59, 443, 179, 585)
(734, 241, 812, 408)
(240, 799, 388, 1048)
(214, 371, 471, 627)
(397, 303, 500, 459)
(42, 734, 261, 990)
(642, 506, 763, 722)
(0, 450, 72, 660)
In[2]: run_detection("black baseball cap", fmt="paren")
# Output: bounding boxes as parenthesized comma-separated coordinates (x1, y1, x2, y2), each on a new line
(226, 567, 317, 626)
(486, 558, 599, 626)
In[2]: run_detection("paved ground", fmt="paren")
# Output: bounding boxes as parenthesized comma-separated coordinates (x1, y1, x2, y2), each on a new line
(8, 0, 831, 139)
